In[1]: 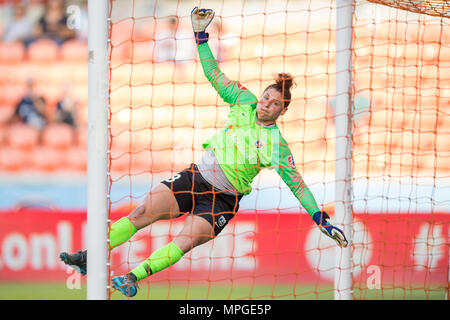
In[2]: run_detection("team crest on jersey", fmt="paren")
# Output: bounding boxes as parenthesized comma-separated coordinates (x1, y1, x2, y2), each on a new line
(255, 139, 264, 149)
(224, 125, 233, 134)
(216, 216, 227, 228)
(287, 155, 295, 168)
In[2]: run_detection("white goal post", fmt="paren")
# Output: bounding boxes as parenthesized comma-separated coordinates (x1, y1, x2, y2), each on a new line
(334, 0, 354, 300)
(87, 0, 110, 300)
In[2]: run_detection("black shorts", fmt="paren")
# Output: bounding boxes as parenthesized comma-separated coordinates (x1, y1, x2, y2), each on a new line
(160, 164, 243, 235)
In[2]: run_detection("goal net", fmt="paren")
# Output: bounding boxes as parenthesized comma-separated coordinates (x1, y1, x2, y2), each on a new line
(104, 0, 449, 299)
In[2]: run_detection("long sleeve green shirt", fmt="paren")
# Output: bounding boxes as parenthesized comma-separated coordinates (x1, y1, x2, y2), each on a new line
(198, 42, 320, 217)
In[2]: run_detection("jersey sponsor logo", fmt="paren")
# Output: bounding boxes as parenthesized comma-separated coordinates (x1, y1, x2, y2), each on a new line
(255, 139, 264, 149)
(287, 155, 295, 168)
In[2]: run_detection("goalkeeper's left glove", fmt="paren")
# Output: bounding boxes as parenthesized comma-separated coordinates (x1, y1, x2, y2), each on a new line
(191, 7, 215, 45)
(312, 211, 349, 248)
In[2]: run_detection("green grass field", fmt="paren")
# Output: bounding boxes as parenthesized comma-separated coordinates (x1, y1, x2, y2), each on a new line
(0, 282, 446, 300)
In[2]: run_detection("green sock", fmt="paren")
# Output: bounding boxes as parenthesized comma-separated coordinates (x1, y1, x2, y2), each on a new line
(109, 217, 138, 249)
(130, 242, 184, 281)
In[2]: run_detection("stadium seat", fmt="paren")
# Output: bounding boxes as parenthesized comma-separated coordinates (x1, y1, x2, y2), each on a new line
(0, 83, 26, 107)
(60, 40, 88, 62)
(0, 105, 15, 125)
(76, 127, 88, 147)
(151, 63, 176, 85)
(0, 147, 30, 172)
(130, 149, 153, 173)
(5, 123, 40, 150)
(436, 133, 450, 153)
(31, 146, 64, 172)
(110, 151, 131, 174)
(64, 146, 87, 172)
(110, 130, 132, 154)
(172, 83, 196, 106)
(70, 63, 88, 84)
(34, 83, 63, 108)
(172, 106, 195, 128)
(6, 63, 39, 86)
(130, 40, 154, 63)
(133, 20, 156, 42)
(111, 19, 134, 47)
(0, 41, 26, 63)
(71, 84, 88, 107)
(27, 39, 59, 63)
(149, 149, 173, 172)
(39, 63, 74, 84)
(42, 123, 74, 150)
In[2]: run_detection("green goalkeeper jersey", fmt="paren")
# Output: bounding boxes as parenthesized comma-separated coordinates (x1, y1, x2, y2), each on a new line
(198, 42, 320, 217)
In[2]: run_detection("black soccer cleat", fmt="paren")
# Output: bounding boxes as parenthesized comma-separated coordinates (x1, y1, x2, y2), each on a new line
(60, 250, 87, 276)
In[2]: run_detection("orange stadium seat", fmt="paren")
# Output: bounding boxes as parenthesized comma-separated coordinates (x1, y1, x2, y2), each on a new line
(0, 41, 25, 63)
(0, 84, 26, 107)
(60, 40, 88, 62)
(0, 147, 30, 172)
(0, 124, 6, 146)
(34, 83, 63, 108)
(110, 19, 134, 47)
(149, 149, 173, 172)
(64, 146, 87, 172)
(75, 127, 88, 147)
(27, 39, 59, 63)
(71, 84, 88, 107)
(110, 151, 131, 174)
(5, 123, 40, 150)
(130, 40, 154, 64)
(42, 123, 74, 150)
(70, 63, 88, 84)
(33, 63, 73, 84)
(0, 105, 15, 125)
(131, 149, 154, 173)
(31, 146, 64, 172)
(133, 20, 156, 42)
(110, 130, 132, 154)
(5, 63, 40, 86)
(0, 64, 24, 85)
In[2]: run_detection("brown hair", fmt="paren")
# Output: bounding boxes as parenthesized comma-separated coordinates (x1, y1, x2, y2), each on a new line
(264, 73, 295, 108)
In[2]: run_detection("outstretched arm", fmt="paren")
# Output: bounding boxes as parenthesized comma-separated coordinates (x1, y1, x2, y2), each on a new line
(273, 139, 348, 247)
(191, 7, 258, 107)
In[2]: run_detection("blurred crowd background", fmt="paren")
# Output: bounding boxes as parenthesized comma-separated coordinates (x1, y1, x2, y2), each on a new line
(0, 0, 86, 174)
(0, 0, 449, 213)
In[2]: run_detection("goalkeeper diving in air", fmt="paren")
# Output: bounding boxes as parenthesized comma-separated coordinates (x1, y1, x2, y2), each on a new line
(60, 7, 348, 298)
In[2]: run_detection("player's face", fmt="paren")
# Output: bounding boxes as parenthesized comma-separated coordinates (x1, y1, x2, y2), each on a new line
(256, 88, 286, 125)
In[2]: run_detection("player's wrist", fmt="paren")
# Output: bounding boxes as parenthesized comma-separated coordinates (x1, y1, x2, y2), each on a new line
(194, 31, 209, 45)
(312, 211, 330, 227)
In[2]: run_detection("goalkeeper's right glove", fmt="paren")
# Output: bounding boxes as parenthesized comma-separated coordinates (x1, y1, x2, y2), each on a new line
(312, 211, 349, 248)
(191, 6, 215, 45)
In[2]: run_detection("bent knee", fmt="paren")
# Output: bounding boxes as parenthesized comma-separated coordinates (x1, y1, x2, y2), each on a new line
(173, 234, 213, 253)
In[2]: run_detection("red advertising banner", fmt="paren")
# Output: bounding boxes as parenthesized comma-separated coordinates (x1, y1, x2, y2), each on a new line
(0, 210, 448, 286)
